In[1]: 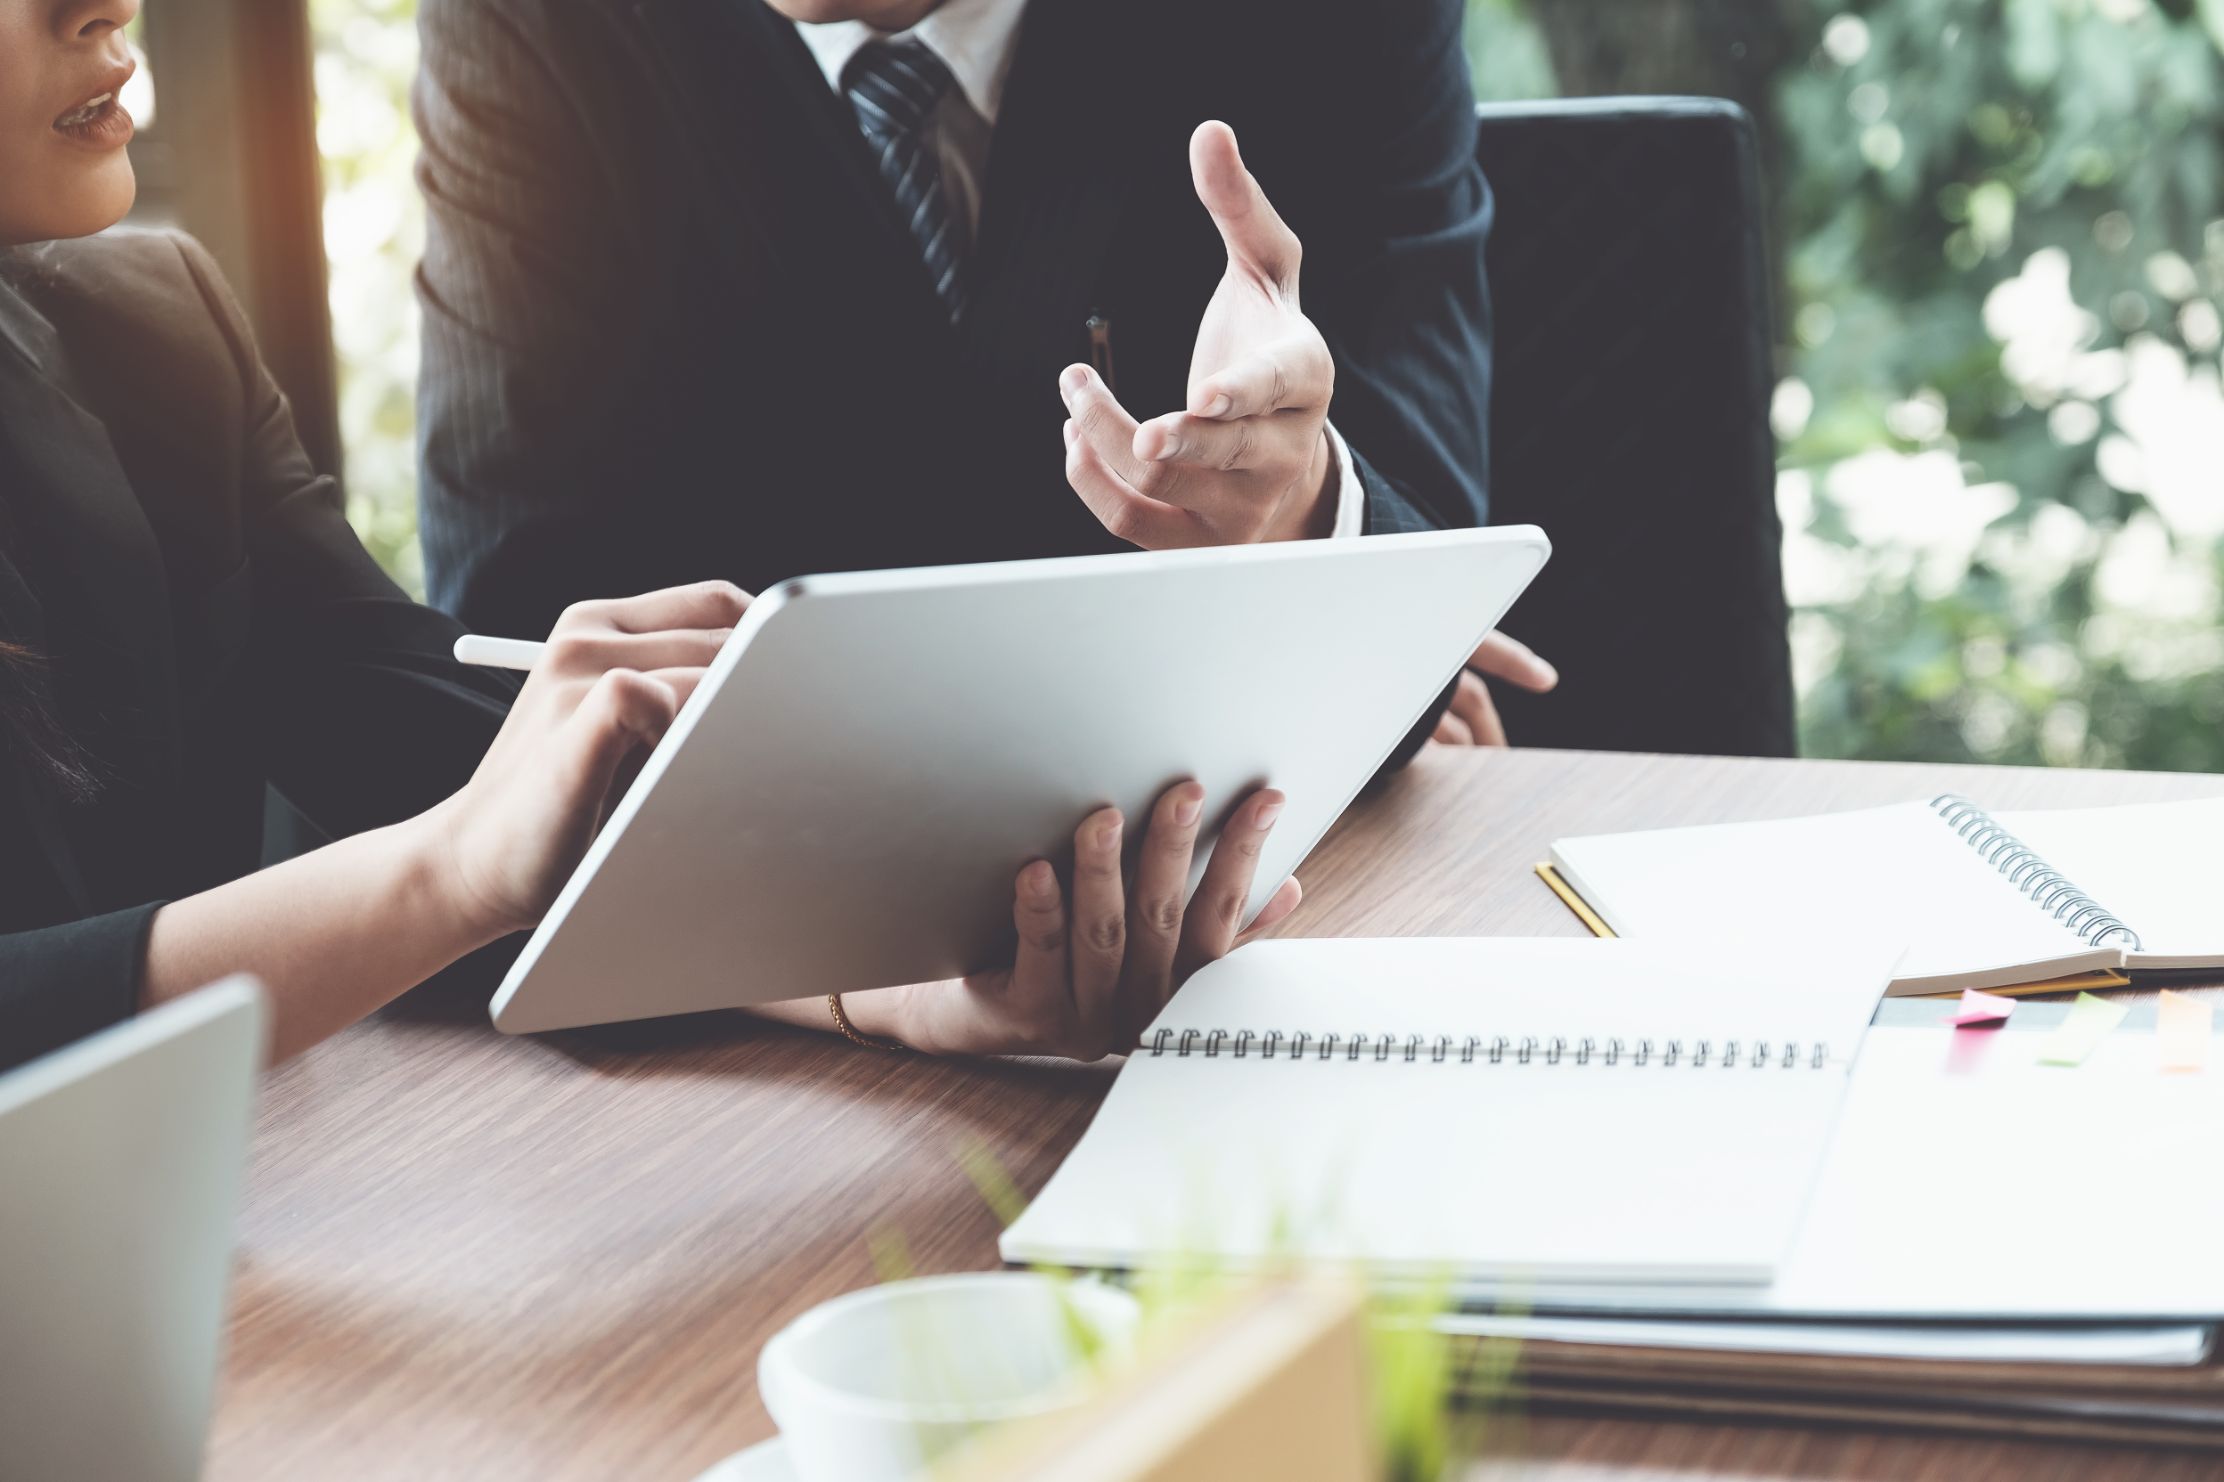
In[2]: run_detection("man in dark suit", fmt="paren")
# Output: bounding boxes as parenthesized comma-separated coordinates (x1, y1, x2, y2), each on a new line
(414, 0, 1555, 737)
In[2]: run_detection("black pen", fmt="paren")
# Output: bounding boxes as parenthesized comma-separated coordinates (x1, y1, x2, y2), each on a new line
(1086, 311, 1117, 395)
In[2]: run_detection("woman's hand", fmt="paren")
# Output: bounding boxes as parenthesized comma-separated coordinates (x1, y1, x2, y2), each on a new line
(847, 783, 1303, 1060)
(427, 581, 751, 938)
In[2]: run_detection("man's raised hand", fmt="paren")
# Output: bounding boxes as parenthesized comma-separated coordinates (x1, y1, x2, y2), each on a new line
(1060, 121, 1339, 549)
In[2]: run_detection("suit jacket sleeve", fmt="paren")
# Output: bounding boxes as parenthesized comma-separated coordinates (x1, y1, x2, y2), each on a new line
(412, 0, 653, 636)
(0, 906, 162, 1073)
(170, 235, 518, 841)
(1296, 0, 1493, 536)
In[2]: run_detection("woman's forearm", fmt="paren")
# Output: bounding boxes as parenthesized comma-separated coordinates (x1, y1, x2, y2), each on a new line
(140, 807, 501, 1062)
(742, 986, 916, 1045)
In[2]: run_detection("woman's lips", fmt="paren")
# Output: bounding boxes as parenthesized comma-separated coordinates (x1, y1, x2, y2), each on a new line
(55, 91, 116, 128)
(53, 98, 134, 150)
(53, 61, 137, 148)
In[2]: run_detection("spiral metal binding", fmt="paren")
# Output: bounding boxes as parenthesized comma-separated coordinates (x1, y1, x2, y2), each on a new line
(1139, 1029, 1833, 1066)
(1930, 795, 2142, 950)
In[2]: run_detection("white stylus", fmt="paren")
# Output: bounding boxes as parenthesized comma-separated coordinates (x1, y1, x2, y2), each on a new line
(452, 635, 546, 671)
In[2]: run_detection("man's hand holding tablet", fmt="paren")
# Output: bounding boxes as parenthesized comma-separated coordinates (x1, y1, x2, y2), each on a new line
(834, 784, 1300, 1061)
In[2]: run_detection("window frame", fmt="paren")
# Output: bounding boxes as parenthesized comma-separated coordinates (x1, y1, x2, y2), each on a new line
(130, 0, 341, 476)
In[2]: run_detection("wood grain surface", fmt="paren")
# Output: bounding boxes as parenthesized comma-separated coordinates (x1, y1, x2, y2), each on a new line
(206, 748, 2224, 1481)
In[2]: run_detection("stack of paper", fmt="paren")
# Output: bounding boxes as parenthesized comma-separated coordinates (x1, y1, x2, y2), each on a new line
(1004, 940, 2224, 1446)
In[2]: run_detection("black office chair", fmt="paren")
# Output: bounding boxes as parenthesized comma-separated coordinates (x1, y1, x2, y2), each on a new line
(1476, 97, 1795, 758)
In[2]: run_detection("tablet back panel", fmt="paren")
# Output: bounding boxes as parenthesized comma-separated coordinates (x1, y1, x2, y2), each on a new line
(0, 978, 263, 1482)
(492, 528, 1549, 1033)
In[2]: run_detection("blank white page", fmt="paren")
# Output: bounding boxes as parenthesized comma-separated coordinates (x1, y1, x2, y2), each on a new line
(1471, 1024, 2224, 1319)
(1998, 798, 2224, 967)
(1551, 802, 2116, 993)
(1000, 938, 1894, 1286)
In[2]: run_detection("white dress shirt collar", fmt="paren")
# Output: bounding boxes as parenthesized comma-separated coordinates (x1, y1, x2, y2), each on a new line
(792, 0, 1031, 125)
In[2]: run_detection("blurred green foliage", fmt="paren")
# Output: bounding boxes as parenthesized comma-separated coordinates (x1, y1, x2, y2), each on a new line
(1470, 0, 2224, 770)
(312, 0, 424, 595)
(310, 2, 2224, 769)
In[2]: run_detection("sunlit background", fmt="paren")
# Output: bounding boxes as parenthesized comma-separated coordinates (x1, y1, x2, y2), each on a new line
(304, 0, 2224, 770)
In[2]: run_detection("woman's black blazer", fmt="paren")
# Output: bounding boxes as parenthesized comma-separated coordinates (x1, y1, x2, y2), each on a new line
(0, 230, 515, 1072)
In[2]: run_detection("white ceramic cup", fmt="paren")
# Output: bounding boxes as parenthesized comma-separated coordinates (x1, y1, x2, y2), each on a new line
(757, 1272, 1139, 1482)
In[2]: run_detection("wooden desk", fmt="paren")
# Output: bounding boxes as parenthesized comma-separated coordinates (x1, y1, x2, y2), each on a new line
(209, 749, 2224, 1482)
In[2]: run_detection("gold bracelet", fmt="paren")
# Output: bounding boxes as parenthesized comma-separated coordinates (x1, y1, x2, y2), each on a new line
(828, 993, 905, 1052)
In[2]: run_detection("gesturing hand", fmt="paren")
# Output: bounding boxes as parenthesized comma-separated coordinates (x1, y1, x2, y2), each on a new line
(1433, 631, 1560, 748)
(1060, 121, 1338, 549)
(430, 581, 751, 936)
(853, 783, 1303, 1060)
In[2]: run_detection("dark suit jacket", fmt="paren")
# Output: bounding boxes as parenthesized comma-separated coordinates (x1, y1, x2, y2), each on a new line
(413, 0, 1493, 639)
(0, 231, 515, 1074)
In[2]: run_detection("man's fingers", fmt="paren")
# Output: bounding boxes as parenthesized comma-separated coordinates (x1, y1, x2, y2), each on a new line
(1190, 120, 1301, 293)
(1133, 411, 1303, 475)
(1189, 338, 1332, 422)
(1008, 860, 1071, 1031)
(1237, 876, 1303, 944)
(1176, 788, 1284, 981)
(1450, 670, 1506, 747)
(1060, 365, 1146, 480)
(1468, 631, 1559, 693)
(1064, 419, 1208, 549)
(1122, 782, 1206, 1015)
(1066, 807, 1128, 1035)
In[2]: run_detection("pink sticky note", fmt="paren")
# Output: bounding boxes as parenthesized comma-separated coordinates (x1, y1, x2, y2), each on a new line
(1950, 989, 2016, 1027)
(2158, 990, 2212, 1073)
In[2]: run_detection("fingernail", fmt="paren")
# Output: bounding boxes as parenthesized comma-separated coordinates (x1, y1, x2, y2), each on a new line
(1147, 430, 1179, 461)
(1097, 814, 1123, 851)
(1174, 794, 1202, 826)
(1062, 419, 1078, 447)
(1025, 861, 1057, 901)
(1253, 797, 1284, 829)
(1202, 393, 1231, 418)
(1060, 367, 1087, 401)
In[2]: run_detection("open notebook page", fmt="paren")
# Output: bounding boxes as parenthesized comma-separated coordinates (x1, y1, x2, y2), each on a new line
(1446, 1022, 2224, 1320)
(1997, 797, 2224, 968)
(1001, 938, 1894, 1287)
(1550, 801, 2121, 994)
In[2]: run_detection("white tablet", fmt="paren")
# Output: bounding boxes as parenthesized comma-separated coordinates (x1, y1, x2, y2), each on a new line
(490, 527, 1550, 1034)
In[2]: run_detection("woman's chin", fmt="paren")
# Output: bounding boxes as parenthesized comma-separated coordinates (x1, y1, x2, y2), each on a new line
(1, 159, 136, 247)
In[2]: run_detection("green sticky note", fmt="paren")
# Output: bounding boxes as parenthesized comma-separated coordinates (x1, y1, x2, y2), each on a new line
(2037, 992, 2128, 1068)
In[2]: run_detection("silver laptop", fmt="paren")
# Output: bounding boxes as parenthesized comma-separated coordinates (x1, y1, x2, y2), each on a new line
(0, 978, 265, 1482)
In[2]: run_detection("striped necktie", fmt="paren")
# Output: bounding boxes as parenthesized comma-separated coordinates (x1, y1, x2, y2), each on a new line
(842, 39, 967, 323)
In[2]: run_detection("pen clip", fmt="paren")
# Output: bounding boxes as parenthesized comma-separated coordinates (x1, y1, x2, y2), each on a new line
(1086, 312, 1116, 396)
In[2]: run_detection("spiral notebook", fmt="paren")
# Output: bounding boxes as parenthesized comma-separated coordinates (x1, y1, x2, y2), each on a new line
(1001, 937, 1896, 1285)
(1545, 794, 2224, 997)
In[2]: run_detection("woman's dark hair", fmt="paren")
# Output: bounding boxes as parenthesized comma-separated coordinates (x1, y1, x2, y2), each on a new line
(0, 640, 99, 804)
